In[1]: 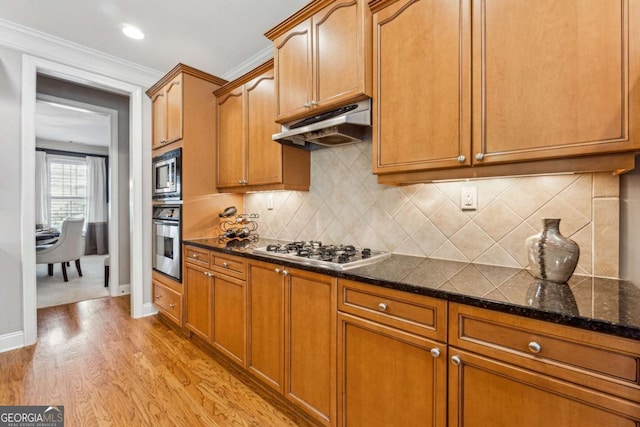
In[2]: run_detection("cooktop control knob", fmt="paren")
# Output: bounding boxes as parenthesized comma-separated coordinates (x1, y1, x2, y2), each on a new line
(362, 248, 371, 258)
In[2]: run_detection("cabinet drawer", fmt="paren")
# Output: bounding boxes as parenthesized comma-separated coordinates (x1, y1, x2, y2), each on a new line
(153, 281, 182, 325)
(449, 303, 640, 403)
(338, 279, 447, 341)
(184, 245, 210, 268)
(211, 253, 246, 280)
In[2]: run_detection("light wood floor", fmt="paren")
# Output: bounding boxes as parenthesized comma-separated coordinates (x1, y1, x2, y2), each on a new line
(0, 297, 311, 426)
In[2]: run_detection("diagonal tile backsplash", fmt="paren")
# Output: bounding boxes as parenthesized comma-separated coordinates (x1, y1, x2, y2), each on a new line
(245, 141, 619, 278)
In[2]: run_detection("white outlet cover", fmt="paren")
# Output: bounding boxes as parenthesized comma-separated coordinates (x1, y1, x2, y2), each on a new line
(461, 186, 477, 210)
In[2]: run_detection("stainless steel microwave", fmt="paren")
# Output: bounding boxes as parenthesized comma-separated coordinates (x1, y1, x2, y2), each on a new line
(152, 148, 181, 200)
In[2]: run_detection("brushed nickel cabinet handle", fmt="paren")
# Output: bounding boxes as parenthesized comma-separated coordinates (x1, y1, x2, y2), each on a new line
(451, 355, 461, 366)
(430, 348, 441, 358)
(475, 153, 485, 161)
(457, 155, 466, 163)
(528, 341, 542, 354)
(378, 302, 387, 311)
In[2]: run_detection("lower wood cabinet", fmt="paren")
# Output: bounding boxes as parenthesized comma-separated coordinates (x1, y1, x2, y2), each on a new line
(337, 313, 447, 427)
(183, 247, 247, 366)
(247, 259, 337, 426)
(448, 348, 640, 426)
(152, 276, 183, 326)
(448, 303, 640, 425)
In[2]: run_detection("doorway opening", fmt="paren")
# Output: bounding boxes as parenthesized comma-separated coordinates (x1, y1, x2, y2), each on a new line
(34, 94, 119, 308)
(20, 55, 147, 346)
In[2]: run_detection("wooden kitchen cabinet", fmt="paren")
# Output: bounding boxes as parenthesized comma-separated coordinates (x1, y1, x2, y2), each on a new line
(337, 279, 447, 426)
(371, 0, 640, 184)
(215, 60, 310, 192)
(184, 246, 247, 364)
(265, 0, 371, 123)
(150, 73, 183, 149)
(448, 303, 640, 425)
(371, 0, 470, 175)
(247, 260, 285, 391)
(152, 272, 183, 326)
(183, 261, 213, 341)
(247, 259, 337, 426)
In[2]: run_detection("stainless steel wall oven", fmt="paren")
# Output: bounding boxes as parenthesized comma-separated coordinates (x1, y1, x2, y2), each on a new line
(152, 205, 181, 281)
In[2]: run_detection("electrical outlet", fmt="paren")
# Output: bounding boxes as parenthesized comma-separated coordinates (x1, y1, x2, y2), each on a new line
(267, 194, 274, 211)
(460, 186, 477, 210)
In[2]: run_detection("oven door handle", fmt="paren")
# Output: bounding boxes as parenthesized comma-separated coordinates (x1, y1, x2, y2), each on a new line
(153, 220, 179, 226)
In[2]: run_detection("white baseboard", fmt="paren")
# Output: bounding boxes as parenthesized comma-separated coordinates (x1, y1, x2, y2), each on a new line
(0, 331, 26, 353)
(118, 284, 131, 295)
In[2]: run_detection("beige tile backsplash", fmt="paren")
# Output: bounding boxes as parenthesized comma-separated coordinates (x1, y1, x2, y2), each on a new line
(244, 141, 620, 278)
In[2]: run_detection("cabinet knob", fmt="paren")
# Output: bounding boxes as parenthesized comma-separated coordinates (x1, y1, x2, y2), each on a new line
(191, 254, 198, 259)
(222, 262, 229, 268)
(528, 341, 542, 354)
(378, 302, 387, 311)
(203, 271, 213, 277)
(451, 355, 461, 366)
(311, 100, 318, 107)
(282, 269, 289, 276)
(275, 268, 281, 274)
(430, 348, 441, 358)
(457, 155, 466, 163)
(160, 139, 168, 144)
(475, 153, 485, 161)
(155, 295, 161, 299)
(303, 103, 311, 108)
(169, 303, 176, 309)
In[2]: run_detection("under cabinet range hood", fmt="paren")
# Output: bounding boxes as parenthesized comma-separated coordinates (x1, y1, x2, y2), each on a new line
(272, 99, 371, 150)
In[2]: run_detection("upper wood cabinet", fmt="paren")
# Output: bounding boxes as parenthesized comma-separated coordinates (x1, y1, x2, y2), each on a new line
(215, 60, 310, 192)
(265, 0, 372, 123)
(150, 74, 183, 149)
(371, 0, 640, 184)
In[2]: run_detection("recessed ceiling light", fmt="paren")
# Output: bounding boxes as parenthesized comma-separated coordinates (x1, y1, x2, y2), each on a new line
(122, 24, 145, 40)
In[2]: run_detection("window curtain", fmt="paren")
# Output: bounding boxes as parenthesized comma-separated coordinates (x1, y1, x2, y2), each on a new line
(35, 151, 49, 229)
(84, 156, 109, 255)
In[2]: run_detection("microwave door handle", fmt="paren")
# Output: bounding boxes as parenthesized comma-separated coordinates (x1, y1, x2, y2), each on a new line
(168, 162, 174, 186)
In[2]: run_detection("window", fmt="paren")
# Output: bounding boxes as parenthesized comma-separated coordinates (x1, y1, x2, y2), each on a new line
(47, 155, 86, 229)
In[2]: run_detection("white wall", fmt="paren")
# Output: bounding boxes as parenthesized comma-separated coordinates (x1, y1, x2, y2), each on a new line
(0, 45, 25, 337)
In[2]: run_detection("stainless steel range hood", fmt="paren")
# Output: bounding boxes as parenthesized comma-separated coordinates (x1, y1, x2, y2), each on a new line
(272, 99, 371, 150)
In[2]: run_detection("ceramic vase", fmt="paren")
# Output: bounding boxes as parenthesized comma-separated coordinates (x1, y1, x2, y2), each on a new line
(525, 218, 580, 283)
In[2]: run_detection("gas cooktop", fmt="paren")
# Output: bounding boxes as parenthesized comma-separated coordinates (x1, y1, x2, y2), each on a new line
(253, 241, 391, 271)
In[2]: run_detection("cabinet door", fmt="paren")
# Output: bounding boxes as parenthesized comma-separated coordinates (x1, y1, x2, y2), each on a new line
(472, 0, 640, 165)
(165, 75, 183, 145)
(273, 19, 313, 122)
(212, 275, 246, 366)
(372, 0, 471, 174)
(217, 88, 245, 187)
(151, 91, 167, 149)
(313, 0, 369, 110)
(338, 312, 447, 427)
(184, 263, 213, 341)
(285, 269, 337, 425)
(246, 71, 283, 185)
(247, 261, 285, 392)
(448, 348, 640, 426)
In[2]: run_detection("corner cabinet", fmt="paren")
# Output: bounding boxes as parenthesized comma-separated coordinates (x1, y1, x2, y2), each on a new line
(265, 0, 372, 123)
(247, 259, 337, 426)
(215, 60, 310, 192)
(371, 0, 640, 184)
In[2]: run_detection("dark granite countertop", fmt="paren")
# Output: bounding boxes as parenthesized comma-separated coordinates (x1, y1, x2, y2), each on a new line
(184, 237, 640, 341)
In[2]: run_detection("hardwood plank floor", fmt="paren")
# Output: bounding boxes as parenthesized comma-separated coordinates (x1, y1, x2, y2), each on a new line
(0, 297, 311, 426)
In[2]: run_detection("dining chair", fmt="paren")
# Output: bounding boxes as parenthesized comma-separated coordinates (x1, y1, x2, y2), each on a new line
(36, 217, 85, 282)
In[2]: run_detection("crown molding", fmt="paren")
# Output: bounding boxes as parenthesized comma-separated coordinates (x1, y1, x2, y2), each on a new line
(0, 18, 163, 87)
(222, 45, 274, 81)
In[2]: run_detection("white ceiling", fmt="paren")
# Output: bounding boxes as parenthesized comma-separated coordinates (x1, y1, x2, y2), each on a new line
(0, 0, 308, 77)
(36, 101, 111, 146)
(1, 0, 309, 146)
